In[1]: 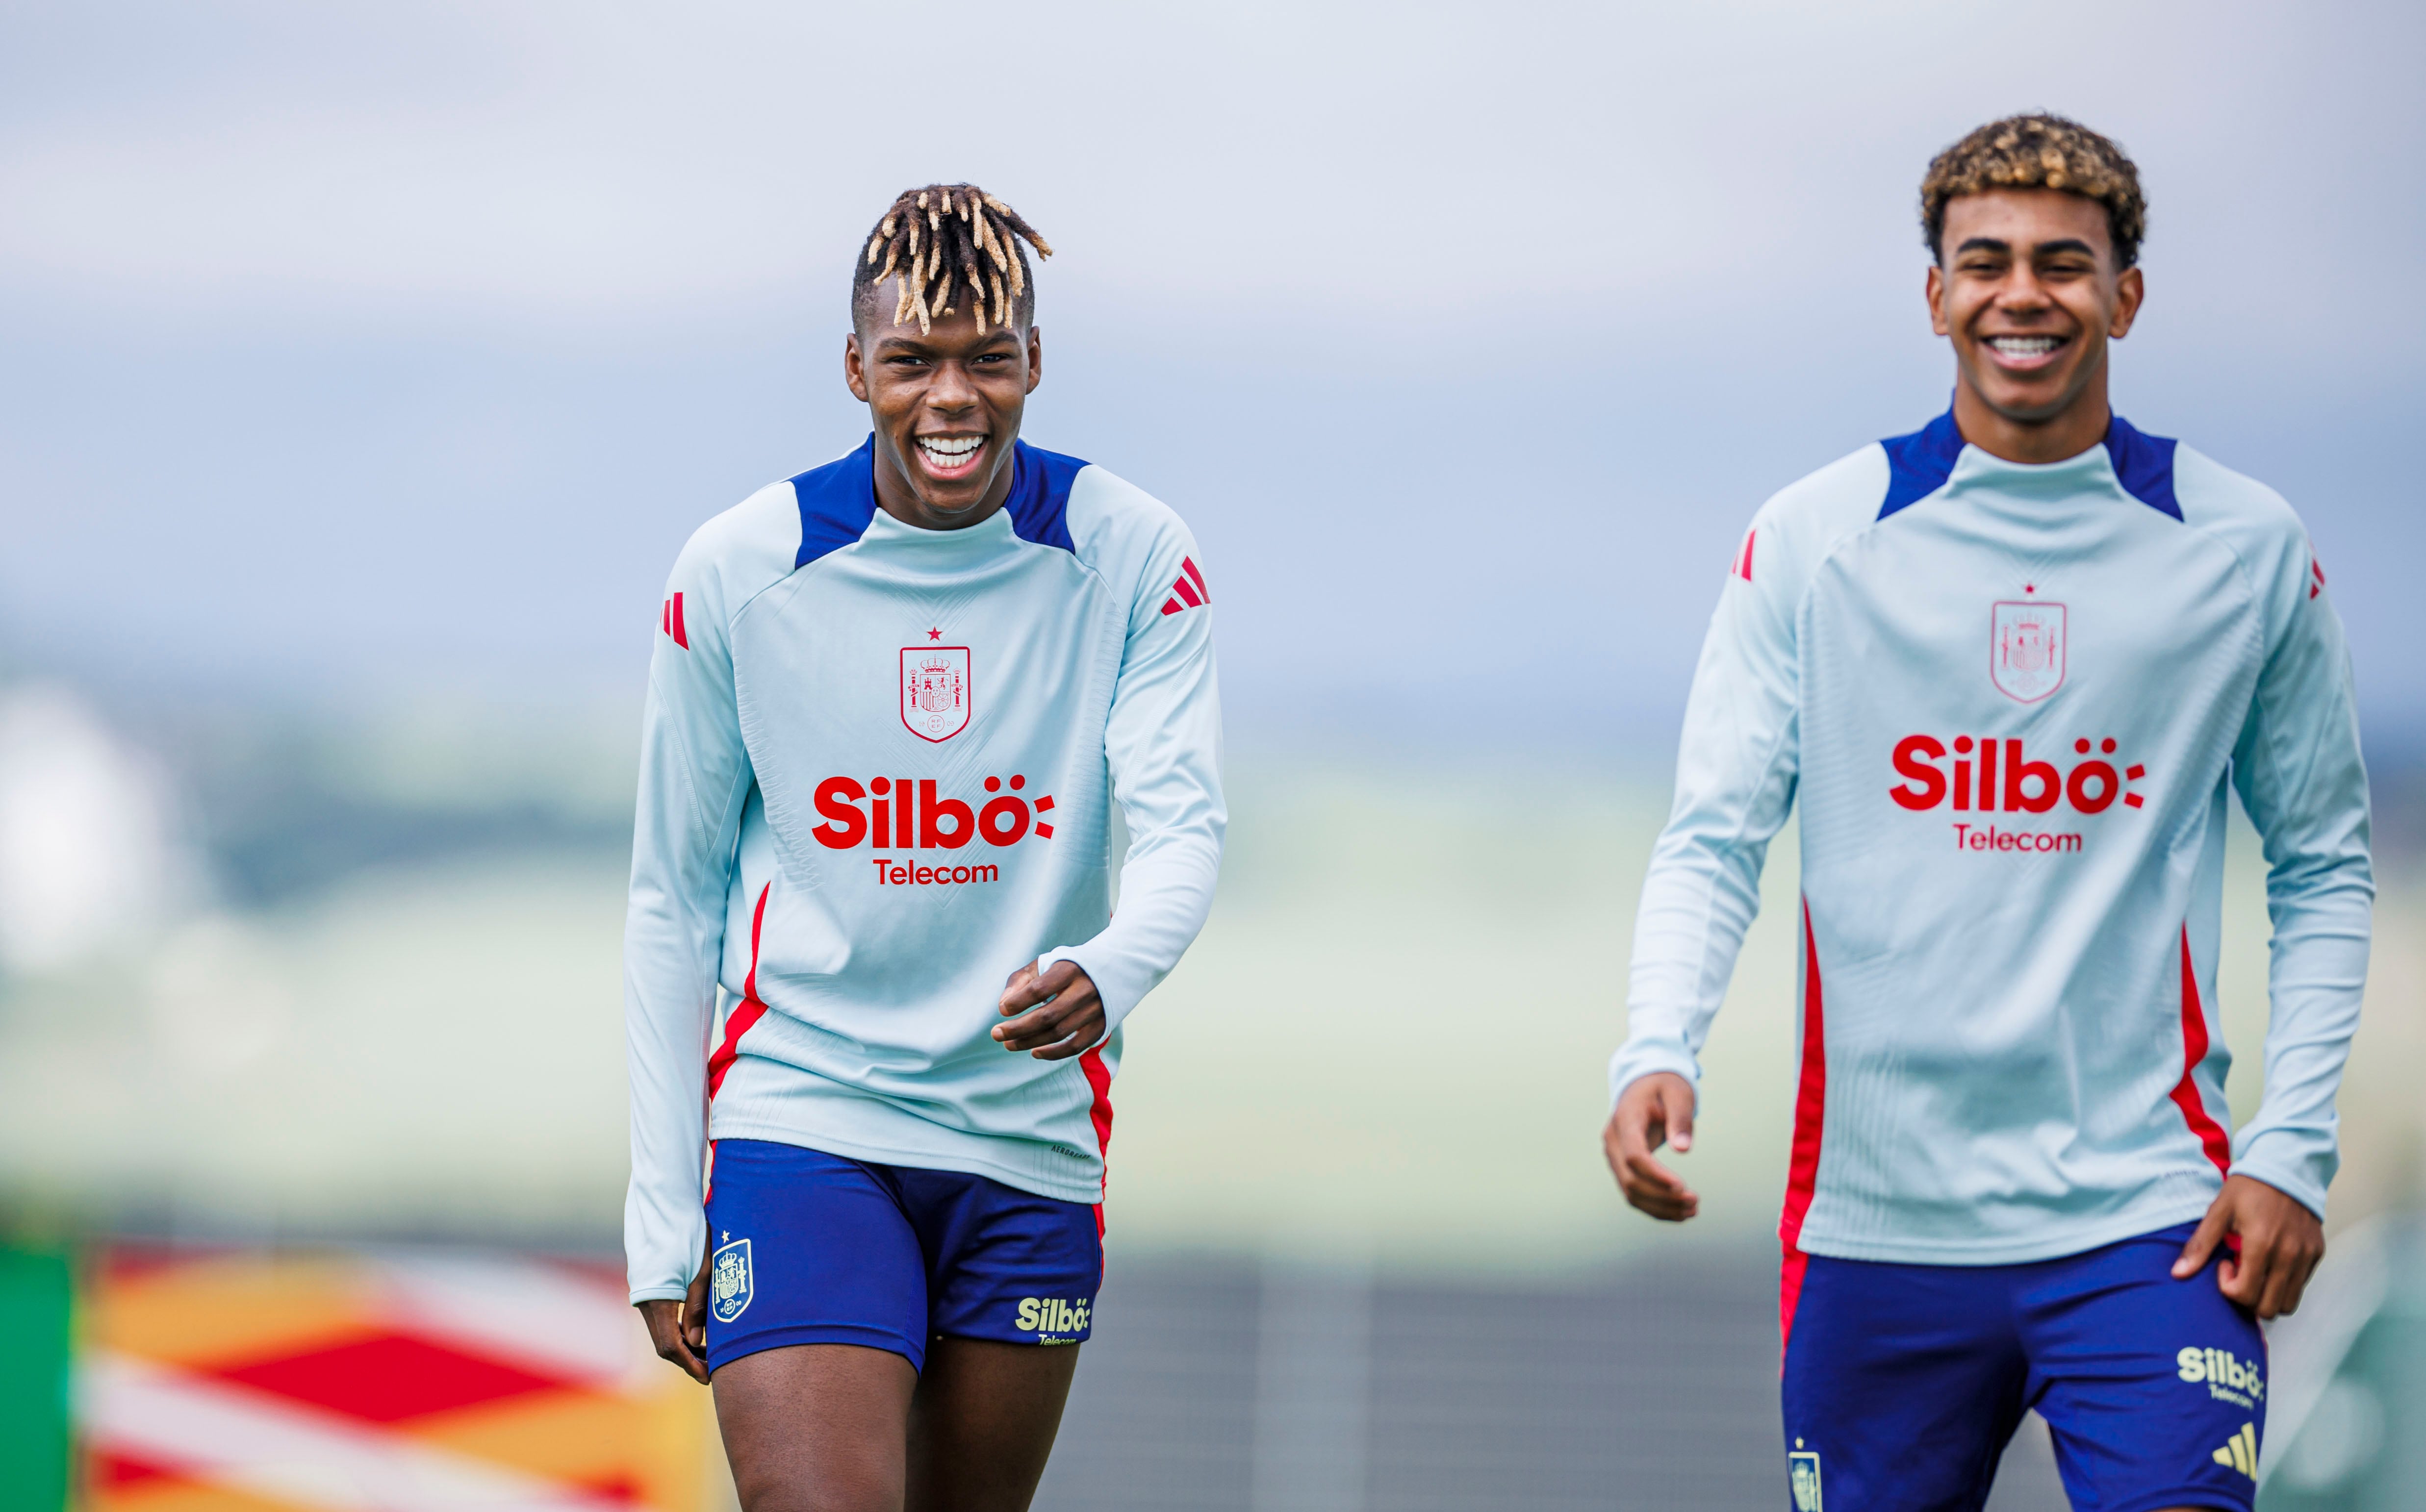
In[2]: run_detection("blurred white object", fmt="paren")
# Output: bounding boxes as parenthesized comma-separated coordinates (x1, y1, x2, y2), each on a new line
(0, 684, 192, 972)
(2259, 1211, 2405, 1486)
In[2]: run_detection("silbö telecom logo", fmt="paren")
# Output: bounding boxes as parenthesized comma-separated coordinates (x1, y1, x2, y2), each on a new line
(1016, 1295, 1090, 1340)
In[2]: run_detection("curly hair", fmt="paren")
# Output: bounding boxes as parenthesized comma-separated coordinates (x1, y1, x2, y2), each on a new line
(852, 183, 1052, 336)
(1920, 115, 2147, 268)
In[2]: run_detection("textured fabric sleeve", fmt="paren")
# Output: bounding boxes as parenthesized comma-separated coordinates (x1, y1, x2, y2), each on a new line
(2225, 550, 2373, 1219)
(1037, 536, 1225, 1035)
(623, 554, 756, 1305)
(1609, 514, 1805, 1107)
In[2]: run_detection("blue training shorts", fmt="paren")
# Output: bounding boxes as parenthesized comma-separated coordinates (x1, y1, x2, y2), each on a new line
(701, 1138, 1103, 1375)
(1782, 1222, 2266, 1512)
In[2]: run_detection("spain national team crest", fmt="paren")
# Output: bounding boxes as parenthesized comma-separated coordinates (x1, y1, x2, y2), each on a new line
(710, 1237, 753, 1325)
(1788, 1448, 1823, 1512)
(901, 646, 971, 742)
(1990, 599, 2067, 703)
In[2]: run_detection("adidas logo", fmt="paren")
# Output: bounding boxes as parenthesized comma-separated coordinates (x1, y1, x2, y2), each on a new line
(1158, 557, 1211, 616)
(2211, 1421, 2257, 1479)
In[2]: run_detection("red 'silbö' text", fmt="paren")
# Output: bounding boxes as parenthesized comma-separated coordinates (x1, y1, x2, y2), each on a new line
(1890, 734, 2145, 816)
(812, 774, 1056, 854)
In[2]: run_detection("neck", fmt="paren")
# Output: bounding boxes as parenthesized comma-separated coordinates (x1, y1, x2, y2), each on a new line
(1951, 364, 2112, 466)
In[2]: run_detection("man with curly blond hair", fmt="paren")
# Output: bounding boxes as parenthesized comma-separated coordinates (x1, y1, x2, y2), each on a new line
(1604, 115, 2370, 1511)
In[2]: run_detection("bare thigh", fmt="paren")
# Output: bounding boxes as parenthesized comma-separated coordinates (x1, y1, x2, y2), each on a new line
(715, 1343, 918, 1512)
(906, 1337, 1082, 1512)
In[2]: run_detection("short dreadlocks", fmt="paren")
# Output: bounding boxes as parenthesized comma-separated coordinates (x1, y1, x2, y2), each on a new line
(1920, 115, 2147, 269)
(852, 183, 1053, 337)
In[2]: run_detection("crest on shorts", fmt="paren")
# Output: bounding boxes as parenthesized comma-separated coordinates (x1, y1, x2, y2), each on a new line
(1788, 1449, 1823, 1512)
(710, 1237, 753, 1324)
(901, 646, 971, 742)
(1990, 600, 2066, 703)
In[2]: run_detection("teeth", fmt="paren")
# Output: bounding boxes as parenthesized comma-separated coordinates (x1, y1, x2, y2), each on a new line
(1988, 336, 2061, 356)
(918, 435, 984, 461)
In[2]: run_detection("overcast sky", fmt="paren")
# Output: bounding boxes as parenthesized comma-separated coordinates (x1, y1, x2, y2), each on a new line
(3, 0, 2421, 756)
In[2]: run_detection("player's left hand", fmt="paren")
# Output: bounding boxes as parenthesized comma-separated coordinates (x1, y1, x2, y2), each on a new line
(995, 959, 1105, 1059)
(2171, 1173, 2324, 1320)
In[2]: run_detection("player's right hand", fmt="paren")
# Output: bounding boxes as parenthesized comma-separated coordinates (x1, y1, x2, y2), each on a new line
(638, 1240, 713, 1384)
(1605, 1072, 1700, 1222)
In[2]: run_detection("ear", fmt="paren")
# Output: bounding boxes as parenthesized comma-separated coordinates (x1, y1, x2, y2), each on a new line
(1023, 325, 1044, 396)
(2108, 265, 2145, 340)
(844, 332, 871, 403)
(1925, 263, 1950, 338)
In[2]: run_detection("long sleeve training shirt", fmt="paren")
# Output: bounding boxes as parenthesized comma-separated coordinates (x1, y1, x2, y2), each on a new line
(1609, 412, 2372, 1265)
(625, 438, 1225, 1303)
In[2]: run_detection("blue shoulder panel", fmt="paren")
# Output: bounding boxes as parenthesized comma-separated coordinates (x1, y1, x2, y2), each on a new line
(1003, 440, 1086, 553)
(1878, 410, 1965, 519)
(790, 436, 1086, 564)
(791, 437, 881, 569)
(2104, 415, 2182, 520)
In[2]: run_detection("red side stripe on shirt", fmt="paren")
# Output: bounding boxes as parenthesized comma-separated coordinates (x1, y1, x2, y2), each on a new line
(1180, 556, 1209, 601)
(1079, 1045, 1115, 1246)
(2170, 927, 2233, 1174)
(706, 884, 771, 1098)
(1777, 899, 1827, 1363)
(670, 591, 689, 649)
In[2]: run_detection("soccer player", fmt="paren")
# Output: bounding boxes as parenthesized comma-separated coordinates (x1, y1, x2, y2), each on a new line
(624, 184, 1224, 1511)
(1603, 117, 2370, 1512)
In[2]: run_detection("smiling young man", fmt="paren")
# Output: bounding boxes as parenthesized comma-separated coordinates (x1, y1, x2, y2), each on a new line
(1602, 117, 2371, 1511)
(623, 184, 1224, 1511)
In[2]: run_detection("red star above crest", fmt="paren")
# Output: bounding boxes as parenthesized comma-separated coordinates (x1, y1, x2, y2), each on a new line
(927, 628, 942, 640)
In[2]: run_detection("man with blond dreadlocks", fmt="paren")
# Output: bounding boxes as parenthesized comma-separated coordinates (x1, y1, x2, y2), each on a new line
(623, 183, 1224, 1509)
(1604, 116, 2370, 1512)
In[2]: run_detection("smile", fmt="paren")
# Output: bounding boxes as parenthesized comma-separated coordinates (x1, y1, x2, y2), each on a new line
(1984, 334, 2068, 366)
(916, 434, 987, 478)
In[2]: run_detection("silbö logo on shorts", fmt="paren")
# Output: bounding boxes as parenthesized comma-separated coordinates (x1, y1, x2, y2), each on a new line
(711, 1236, 753, 1324)
(1016, 1296, 1089, 1341)
(2176, 1345, 2263, 1408)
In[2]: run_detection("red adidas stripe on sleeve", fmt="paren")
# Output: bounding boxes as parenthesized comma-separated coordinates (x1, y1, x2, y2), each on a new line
(1158, 557, 1212, 616)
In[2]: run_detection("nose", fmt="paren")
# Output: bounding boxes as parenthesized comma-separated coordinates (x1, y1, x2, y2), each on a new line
(1996, 263, 2052, 312)
(926, 359, 978, 413)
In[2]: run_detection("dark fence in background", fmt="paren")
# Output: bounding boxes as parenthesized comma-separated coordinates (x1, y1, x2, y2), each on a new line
(1036, 1246, 2071, 1512)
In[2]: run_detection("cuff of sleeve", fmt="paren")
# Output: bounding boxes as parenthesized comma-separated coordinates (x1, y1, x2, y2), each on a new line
(1037, 945, 1145, 1040)
(630, 1285, 688, 1306)
(1608, 1042, 1703, 1110)
(2228, 1139, 2332, 1223)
